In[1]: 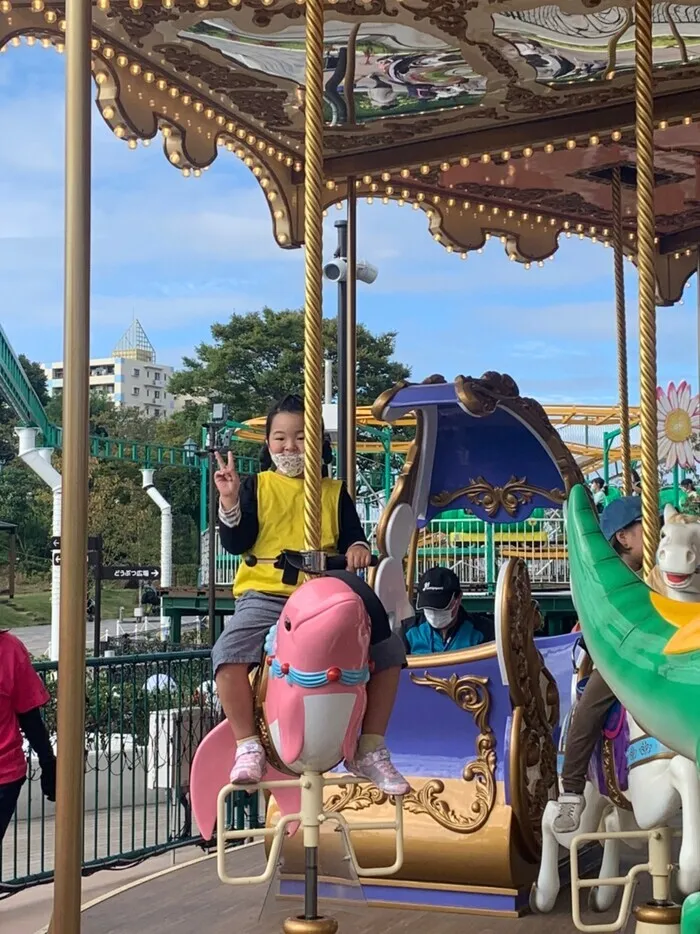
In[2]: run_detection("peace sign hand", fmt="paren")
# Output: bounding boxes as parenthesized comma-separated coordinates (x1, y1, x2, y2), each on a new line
(214, 450, 240, 511)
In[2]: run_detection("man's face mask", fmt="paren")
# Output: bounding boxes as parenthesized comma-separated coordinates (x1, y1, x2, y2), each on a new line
(271, 452, 304, 477)
(424, 596, 459, 630)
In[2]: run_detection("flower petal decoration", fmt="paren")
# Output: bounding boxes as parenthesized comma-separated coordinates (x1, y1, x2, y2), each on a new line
(657, 380, 699, 470)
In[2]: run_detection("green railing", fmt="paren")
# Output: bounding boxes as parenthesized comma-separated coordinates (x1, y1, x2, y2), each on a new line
(203, 510, 570, 592)
(0, 650, 261, 896)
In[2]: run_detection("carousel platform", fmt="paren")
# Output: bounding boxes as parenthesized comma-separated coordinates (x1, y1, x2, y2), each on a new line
(76, 842, 653, 934)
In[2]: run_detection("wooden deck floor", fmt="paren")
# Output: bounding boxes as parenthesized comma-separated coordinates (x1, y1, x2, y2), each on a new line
(80, 843, 656, 934)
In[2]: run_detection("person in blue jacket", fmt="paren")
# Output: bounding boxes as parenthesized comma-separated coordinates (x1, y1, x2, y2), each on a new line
(406, 567, 485, 655)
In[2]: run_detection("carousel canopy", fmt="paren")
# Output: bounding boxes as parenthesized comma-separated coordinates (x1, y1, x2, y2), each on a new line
(3, 0, 700, 301)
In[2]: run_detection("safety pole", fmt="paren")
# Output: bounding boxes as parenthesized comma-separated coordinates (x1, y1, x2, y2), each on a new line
(50, 0, 92, 928)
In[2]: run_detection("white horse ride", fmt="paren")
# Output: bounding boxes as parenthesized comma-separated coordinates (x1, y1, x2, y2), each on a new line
(532, 647, 700, 913)
(647, 504, 700, 601)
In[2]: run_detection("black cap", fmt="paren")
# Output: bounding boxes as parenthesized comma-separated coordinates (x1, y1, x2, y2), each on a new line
(416, 567, 461, 609)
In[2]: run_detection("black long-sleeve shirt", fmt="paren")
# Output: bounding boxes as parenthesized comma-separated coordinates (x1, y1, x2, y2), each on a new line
(218, 474, 369, 557)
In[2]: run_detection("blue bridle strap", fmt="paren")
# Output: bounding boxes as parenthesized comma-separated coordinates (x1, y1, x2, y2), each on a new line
(269, 658, 370, 688)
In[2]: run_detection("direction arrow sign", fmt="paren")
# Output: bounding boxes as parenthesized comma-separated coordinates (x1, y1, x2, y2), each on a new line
(102, 566, 160, 581)
(51, 536, 101, 551)
(52, 553, 94, 567)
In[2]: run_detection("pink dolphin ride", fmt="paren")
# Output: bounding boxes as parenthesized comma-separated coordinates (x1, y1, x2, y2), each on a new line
(190, 572, 373, 842)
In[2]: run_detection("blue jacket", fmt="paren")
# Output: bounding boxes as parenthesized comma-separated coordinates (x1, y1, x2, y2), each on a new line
(406, 609, 485, 655)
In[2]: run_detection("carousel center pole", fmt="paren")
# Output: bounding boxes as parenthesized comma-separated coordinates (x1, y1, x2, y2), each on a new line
(50, 0, 92, 931)
(288, 0, 334, 930)
(612, 166, 633, 496)
(635, 0, 659, 576)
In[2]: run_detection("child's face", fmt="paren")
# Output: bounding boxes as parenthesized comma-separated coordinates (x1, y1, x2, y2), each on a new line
(268, 411, 305, 455)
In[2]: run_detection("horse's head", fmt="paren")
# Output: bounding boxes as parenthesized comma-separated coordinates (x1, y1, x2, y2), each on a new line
(657, 505, 700, 597)
(271, 576, 371, 677)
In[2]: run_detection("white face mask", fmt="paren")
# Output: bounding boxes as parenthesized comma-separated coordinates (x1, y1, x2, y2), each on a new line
(423, 597, 459, 630)
(271, 452, 304, 478)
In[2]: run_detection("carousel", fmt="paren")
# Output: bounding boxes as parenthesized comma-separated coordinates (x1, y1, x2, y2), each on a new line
(6, 0, 700, 931)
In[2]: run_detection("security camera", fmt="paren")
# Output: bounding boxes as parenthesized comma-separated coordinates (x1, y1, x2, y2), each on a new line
(323, 258, 347, 282)
(356, 261, 378, 284)
(322, 258, 378, 284)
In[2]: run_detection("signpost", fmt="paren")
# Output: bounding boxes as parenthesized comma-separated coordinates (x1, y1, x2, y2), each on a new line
(50, 535, 160, 654)
(102, 566, 160, 581)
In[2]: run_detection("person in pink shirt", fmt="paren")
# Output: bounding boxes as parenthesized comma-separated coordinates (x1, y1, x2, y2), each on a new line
(0, 630, 56, 842)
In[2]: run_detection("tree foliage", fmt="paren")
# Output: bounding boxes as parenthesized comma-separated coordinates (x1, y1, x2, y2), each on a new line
(168, 308, 411, 421)
(0, 310, 410, 585)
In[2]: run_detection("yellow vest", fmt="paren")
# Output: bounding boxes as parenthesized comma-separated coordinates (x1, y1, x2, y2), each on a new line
(233, 471, 343, 598)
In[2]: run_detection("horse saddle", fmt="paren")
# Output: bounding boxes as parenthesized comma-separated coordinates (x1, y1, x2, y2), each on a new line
(560, 677, 631, 803)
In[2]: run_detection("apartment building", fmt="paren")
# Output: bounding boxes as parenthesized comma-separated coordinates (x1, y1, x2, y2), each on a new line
(44, 320, 175, 418)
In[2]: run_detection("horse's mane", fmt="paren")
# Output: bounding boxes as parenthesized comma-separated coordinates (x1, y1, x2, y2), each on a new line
(665, 512, 700, 526)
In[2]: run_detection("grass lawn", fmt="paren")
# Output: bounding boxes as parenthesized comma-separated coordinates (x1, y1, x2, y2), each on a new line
(0, 586, 144, 629)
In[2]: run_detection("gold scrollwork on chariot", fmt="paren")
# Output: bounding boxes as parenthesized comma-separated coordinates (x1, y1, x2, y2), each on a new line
(430, 475, 566, 517)
(325, 673, 497, 834)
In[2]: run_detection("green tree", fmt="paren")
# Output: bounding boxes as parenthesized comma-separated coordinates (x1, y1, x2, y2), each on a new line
(167, 308, 410, 421)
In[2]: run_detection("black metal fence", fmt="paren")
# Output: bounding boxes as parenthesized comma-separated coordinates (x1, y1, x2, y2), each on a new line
(0, 650, 261, 896)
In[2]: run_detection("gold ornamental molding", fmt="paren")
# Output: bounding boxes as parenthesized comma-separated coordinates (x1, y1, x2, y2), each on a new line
(430, 476, 566, 517)
(500, 557, 559, 859)
(0, 4, 302, 248)
(325, 671, 497, 835)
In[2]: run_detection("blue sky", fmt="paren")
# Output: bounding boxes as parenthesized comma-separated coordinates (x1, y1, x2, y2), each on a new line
(1, 43, 697, 405)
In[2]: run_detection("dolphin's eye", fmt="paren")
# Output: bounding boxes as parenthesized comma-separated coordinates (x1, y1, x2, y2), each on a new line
(284, 617, 292, 631)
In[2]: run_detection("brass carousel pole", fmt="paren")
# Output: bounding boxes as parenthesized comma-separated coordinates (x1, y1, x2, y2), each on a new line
(634, 0, 659, 575)
(345, 176, 357, 501)
(50, 0, 92, 930)
(612, 166, 632, 495)
(288, 0, 331, 930)
(301, 0, 324, 555)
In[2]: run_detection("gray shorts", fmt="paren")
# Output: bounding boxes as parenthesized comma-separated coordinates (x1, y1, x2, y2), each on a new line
(212, 590, 406, 675)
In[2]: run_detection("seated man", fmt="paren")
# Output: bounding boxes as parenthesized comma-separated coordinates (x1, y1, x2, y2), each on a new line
(406, 567, 485, 655)
(553, 496, 644, 834)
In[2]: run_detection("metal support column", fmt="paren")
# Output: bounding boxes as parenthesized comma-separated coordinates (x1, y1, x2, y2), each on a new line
(51, 0, 92, 928)
(345, 178, 357, 501)
(612, 166, 632, 495)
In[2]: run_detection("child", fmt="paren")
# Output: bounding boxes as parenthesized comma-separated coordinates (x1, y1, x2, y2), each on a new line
(0, 630, 56, 843)
(553, 496, 644, 834)
(212, 394, 410, 795)
(407, 566, 484, 655)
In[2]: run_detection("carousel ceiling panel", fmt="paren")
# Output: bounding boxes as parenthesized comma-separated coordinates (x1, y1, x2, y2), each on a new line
(4, 0, 700, 300)
(6, 0, 700, 165)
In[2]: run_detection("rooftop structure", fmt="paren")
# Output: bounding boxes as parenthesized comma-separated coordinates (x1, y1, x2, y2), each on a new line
(43, 321, 174, 418)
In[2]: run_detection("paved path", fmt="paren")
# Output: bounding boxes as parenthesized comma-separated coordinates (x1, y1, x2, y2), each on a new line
(13, 617, 204, 657)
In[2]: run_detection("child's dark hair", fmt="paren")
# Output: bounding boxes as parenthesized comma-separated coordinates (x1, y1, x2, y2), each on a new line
(591, 477, 608, 495)
(260, 394, 333, 475)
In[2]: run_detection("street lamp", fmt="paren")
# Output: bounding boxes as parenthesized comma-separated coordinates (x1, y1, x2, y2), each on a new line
(183, 437, 197, 466)
(323, 220, 378, 490)
(206, 405, 228, 646)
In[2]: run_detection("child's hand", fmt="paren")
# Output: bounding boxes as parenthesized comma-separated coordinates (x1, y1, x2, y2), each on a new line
(346, 544, 372, 571)
(214, 450, 240, 510)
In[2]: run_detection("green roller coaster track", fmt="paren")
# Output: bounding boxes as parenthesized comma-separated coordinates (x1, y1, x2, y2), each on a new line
(0, 324, 258, 473)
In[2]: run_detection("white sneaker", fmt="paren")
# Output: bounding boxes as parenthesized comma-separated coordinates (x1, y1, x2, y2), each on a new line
(552, 793, 585, 834)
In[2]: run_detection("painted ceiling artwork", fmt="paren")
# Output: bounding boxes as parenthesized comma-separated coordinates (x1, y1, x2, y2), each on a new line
(3, 0, 700, 300)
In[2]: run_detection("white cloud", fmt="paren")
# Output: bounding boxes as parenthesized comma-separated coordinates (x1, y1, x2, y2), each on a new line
(2, 45, 699, 408)
(510, 340, 586, 360)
